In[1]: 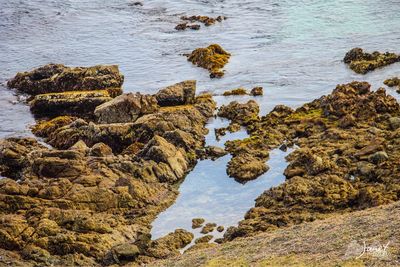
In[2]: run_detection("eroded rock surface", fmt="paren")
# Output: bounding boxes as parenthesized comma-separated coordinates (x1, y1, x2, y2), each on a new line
(222, 81, 400, 241)
(1, 67, 216, 266)
(94, 93, 159, 124)
(344, 48, 400, 74)
(7, 64, 124, 95)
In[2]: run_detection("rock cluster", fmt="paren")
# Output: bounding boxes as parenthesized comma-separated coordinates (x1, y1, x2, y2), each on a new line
(0, 64, 216, 266)
(344, 48, 400, 74)
(221, 81, 400, 241)
(175, 15, 226, 31)
(187, 44, 231, 78)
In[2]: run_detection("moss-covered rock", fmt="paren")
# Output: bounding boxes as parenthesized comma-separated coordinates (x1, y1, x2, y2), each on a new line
(344, 48, 400, 74)
(187, 44, 231, 78)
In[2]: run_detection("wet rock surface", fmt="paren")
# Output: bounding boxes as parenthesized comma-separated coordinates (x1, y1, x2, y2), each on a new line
(221, 81, 400, 241)
(344, 48, 400, 74)
(7, 64, 124, 96)
(0, 66, 216, 266)
(175, 15, 226, 31)
(187, 44, 231, 78)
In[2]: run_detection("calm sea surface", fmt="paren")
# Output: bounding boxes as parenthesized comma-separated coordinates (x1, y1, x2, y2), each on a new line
(1, 0, 399, 238)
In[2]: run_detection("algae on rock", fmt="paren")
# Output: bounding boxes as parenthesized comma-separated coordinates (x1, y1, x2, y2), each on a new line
(187, 44, 231, 78)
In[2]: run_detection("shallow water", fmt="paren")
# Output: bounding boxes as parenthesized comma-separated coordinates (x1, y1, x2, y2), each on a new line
(1, 0, 400, 239)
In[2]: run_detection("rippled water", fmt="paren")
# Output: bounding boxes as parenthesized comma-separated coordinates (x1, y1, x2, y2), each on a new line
(1, 0, 400, 239)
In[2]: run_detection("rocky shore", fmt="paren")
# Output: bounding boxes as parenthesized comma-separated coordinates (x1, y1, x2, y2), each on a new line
(219, 81, 400, 242)
(0, 64, 216, 266)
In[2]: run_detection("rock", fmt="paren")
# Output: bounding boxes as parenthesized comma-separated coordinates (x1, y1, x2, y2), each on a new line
(227, 153, 269, 182)
(70, 140, 89, 152)
(217, 226, 224, 232)
(343, 48, 400, 74)
(339, 114, 356, 128)
(389, 117, 400, 130)
(200, 223, 217, 234)
(138, 135, 189, 182)
(384, 77, 400, 87)
(369, 151, 388, 164)
(32, 116, 77, 137)
(180, 15, 226, 26)
(89, 142, 113, 157)
(187, 44, 231, 78)
(30, 90, 113, 119)
(192, 218, 205, 229)
(250, 87, 263, 96)
(194, 235, 213, 244)
(155, 80, 196, 106)
(7, 64, 124, 95)
(218, 100, 259, 126)
(94, 93, 159, 124)
(205, 146, 227, 159)
(146, 229, 193, 259)
(223, 88, 248, 96)
(175, 23, 200, 31)
(112, 243, 140, 262)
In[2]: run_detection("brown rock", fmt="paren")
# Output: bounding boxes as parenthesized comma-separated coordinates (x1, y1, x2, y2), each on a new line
(94, 93, 158, 124)
(155, 80, 196, 106)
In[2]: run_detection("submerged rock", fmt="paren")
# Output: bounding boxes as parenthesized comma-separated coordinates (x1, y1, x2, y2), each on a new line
(155, 80, 196, 106)
(7, 64, 124, 95)
(181, 15, 226, 26)
(343, 48, 400, 74)
(187, 44, 231, 78)
(94, 93, 159, 124)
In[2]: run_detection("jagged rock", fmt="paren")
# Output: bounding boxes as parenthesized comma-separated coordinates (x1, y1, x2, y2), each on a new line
(89, 142, 113, 157)
(343, 48, 400, 74)
(94, 93, 158, 124)
(30, 90, 112, 119)
(187, 44, 230, 78)
(192, 218, 205, 229)
(227, 153, 269, 182)
(145, 229, 193, 259)
(155, 80, 196, 106)
(217, 226, 224, 232)
(218, 100, 259, 126)
(7, 64, 124, 95)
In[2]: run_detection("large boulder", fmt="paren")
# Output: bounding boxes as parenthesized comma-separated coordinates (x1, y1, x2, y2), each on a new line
(94, 93, 159, 124)
(7, 64, 124, 95)
(155, 80, 196, 106)
(227, 153, 269, 183)
(30, 90, 112, 119)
